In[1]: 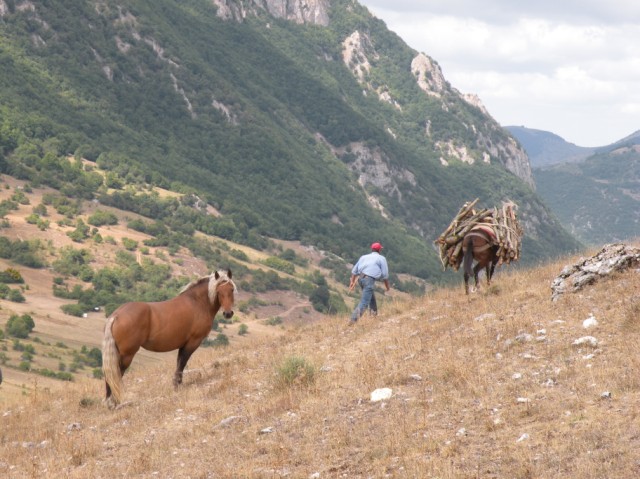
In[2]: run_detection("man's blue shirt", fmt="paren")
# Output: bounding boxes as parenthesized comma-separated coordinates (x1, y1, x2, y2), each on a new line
(351, 252, 389, 280)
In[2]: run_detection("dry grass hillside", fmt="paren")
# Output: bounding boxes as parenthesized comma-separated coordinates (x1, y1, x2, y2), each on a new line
(0, 171, 346, 404)
(2, 244, 640, 478)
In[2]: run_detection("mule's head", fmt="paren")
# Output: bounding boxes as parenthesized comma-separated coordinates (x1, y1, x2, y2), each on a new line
(213, 269, 236, 320)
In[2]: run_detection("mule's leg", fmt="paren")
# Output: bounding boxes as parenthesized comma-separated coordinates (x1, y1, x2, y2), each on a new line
(489, 259, 497, 284)
(174, 345, 197, 387)
(473, 263, 482, 290)
(462, 236, 475, 295)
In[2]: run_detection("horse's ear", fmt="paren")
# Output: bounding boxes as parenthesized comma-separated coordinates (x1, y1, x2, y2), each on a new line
(227, 269, 232, 279)
(214, 271, 220, 280)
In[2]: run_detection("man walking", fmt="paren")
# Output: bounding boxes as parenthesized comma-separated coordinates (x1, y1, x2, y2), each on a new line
(349, 242, 390, 323)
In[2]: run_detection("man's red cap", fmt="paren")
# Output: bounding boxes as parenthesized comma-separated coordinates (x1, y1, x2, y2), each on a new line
(371, 242, 383, 251)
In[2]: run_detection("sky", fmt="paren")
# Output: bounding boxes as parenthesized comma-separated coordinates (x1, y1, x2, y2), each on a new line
(358, 0, 640, 147)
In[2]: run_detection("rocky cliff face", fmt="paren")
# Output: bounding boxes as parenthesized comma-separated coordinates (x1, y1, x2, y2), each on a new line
(211, 1, 535, 189)
(409, 53, 534, 189)
(212, 0, 330, 25)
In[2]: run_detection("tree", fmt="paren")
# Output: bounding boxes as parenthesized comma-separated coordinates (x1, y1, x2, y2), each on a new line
(310, 283, 330, 313)
(67, 219, 90, 242)
(6, 314, 35, 338)
(87, 209, 118, 226)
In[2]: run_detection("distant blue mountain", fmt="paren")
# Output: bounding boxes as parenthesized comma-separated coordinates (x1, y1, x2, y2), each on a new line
(505, 126, 595, 168)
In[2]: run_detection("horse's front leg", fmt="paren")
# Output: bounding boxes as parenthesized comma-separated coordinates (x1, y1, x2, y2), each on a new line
(174, 345, 196, 387)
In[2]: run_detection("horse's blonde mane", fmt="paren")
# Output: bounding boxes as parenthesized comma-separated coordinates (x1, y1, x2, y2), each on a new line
(179, 270, 236, 302)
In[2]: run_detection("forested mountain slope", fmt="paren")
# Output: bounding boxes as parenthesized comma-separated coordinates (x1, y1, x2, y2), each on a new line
(535, 144, 640, 245)
(0, 0, 580, 281)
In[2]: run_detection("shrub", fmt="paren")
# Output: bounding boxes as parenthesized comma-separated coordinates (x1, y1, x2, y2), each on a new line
(229, 249, 249, 261)
(202, 333, 229, 348)
(275, 356, 315, 389)
(61, 303, 86, 317)
(36, 218, 50, 230)
(87, 210, 118, 226)
(310, 283, 330, 313)
(6, 314, 35, 338)
(264, 316, 282, 326)
(82, 347, 102, 367)
(262, 256, 295, 275)
(121, 237, 138, 251)
(32, 203, 48, 216)
(67, 220, 91, 242)
(53, 247, 92, 276)
(238, 323, 249, 335)
(26, 213, 40, 225)
(7, 289, 25, 303)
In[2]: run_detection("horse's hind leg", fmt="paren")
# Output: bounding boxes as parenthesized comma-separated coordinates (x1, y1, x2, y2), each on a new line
(486, 255, 499, 288)
(104, 353, 135, 408)
(174, 345, 196, 387)
(473, 263, 482, 291)
(485, 264, 492, 287)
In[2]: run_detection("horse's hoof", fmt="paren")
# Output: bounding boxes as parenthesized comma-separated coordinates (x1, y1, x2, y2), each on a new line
(104, 397, 118, 410)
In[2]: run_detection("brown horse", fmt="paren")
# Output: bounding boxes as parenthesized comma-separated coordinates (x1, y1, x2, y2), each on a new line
(102, 270, 236, 408)
(462, 229, 499, 295)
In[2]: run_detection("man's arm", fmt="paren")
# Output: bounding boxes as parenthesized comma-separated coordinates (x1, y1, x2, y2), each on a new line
(383, 279, 390, 291)
(349, 274, 358, 292)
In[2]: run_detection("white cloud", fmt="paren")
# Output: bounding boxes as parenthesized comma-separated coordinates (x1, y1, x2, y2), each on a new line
(358, 1, 640, 146)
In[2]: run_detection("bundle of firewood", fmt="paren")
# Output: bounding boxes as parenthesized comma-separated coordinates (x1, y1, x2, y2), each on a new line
(434, 198, 524, 271)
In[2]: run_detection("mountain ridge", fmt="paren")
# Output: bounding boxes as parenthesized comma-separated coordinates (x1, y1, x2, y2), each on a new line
(505, 125, 595, 168)
(0, 0, 580, 279)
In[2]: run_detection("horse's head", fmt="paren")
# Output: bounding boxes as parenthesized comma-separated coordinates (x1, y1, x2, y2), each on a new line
(213, 269, 236, 320)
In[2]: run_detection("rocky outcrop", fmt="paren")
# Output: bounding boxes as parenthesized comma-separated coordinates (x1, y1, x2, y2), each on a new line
(342, 31, 401, 109)
(328, 140, 417, 217)
(212, 0, 330, 25)
(342, 31, 377, 82)
(410, 51, 535, 189)
(474, 128, 535, 189)
(461, 93, 489, 116)
(551, 243, 640, 301)
(411, 53, 447, 98)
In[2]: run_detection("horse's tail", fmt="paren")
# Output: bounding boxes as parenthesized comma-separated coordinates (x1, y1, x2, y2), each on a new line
(463, 235, 474, 277)
(102, 315, 123, 407)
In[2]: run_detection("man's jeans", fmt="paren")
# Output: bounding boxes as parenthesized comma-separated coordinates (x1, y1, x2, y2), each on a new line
(351, 275, 377, 322)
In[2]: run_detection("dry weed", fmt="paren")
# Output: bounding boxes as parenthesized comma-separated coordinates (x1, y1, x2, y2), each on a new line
(3, 254, 640, 477)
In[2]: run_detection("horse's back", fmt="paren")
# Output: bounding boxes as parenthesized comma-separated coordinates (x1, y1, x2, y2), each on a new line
(110, 297, 210, 353)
